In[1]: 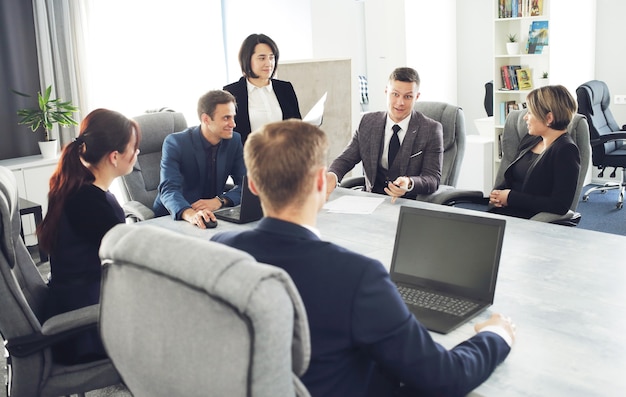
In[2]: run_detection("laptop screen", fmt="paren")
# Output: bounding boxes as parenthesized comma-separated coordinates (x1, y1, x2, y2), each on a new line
(390, 206, 506, 300)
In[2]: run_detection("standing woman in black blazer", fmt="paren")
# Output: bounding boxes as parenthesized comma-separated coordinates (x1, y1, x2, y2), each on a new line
(223, 33, 301, 145)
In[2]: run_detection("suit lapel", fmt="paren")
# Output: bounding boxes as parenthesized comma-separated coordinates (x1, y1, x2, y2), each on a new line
(191, 127, 207, 178)
(363, 113, 387, 179)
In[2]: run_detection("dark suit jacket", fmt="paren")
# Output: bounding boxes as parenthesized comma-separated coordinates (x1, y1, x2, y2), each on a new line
(492, 133, 580, 219)
(328, 110, 443, 197)
(211, 218, 510, 397)
(152, 126, 246, 219)
(223, 76, 302, 144)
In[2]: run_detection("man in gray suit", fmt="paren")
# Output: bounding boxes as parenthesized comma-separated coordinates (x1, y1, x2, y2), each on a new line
(327, 67, 443, 200)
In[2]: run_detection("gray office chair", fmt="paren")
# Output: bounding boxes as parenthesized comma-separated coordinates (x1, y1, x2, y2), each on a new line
(0, 166, 121, 397)
(119, 111, 187, 221)
(340, 101, 466, 204)
(99, 224, 311, 397)
(441, 109, 591, 226)
(576, 80, 626, 209)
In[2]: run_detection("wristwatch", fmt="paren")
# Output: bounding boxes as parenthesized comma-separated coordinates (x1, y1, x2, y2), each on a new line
(216, 196, 226, 208)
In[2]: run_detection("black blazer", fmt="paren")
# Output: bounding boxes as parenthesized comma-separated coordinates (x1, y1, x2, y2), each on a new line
(492, 133, 580, 218)
(223, 76, 301, 144)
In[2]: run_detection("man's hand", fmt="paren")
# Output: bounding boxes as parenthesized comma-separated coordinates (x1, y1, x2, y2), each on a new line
(385, 176, 411, 203)
(182, 208, 217, 229)
(191, 198, 222, 212)
(475, 313, 516, 344)
(326, 172, 338, 200)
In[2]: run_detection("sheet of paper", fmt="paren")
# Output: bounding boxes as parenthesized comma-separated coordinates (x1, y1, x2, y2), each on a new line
(323, 195, 384, 214)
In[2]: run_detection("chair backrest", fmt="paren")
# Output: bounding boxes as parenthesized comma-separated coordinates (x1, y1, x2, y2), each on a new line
(576, 80, 621, 165)
(99, 224, 311, 397)
(496, 109, 591, 212)
(414, 101, 466, 187)
(0, 166, 51, 395)
(119, 111, 187, 209)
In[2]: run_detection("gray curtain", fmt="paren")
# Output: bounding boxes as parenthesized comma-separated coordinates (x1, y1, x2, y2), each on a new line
(0, 0, 42, 160)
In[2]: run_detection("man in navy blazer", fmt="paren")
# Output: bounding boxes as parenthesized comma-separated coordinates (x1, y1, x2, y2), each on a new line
(211, 119, 515, 397)
(328, 67, 443, 200)
(153, 90, 246, 228)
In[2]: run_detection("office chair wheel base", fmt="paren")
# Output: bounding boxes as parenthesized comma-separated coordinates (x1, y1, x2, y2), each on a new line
(582, 195, 589, 202)
(617, 202, 623, 210)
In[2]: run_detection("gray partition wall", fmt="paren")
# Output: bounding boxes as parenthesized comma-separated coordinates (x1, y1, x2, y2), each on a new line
(278, 58, 354, 165)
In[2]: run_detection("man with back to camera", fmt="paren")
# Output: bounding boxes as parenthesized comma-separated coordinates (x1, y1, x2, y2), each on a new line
(211, 119, 516, 396)
(153, 90, 246, 228)
(327, 67, 443, 201)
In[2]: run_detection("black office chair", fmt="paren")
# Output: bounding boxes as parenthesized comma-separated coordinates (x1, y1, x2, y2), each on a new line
(576, 80, 626, 209)
(339, 101, 466, 204)
(484, 80, 494, 117)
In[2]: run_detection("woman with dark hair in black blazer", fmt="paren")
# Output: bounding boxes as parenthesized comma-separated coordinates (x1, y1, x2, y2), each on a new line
(223, 33, 301, 144)
(488, 85, 580, 219)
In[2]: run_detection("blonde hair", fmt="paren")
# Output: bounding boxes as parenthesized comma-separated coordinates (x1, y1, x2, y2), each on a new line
(526, 85, 577, 130)
(244, 120, 328, 211)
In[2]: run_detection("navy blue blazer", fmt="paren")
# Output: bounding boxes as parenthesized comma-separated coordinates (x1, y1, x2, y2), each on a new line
(492, 133, 580, 219)
(223, 76, 302, 144)
(153, 126, 246, 219)
(211, 218, 510, 397)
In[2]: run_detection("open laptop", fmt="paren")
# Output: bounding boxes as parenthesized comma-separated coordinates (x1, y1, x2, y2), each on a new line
(303, 92, 327, 127)
(213, 176, 263, 224)
(390, 206, 506, 334)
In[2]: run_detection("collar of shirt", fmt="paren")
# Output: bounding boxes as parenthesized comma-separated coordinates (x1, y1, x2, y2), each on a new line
(300, 223, 321, 238)
(384, 114, 411, 144)
(246, 78, 274, 95)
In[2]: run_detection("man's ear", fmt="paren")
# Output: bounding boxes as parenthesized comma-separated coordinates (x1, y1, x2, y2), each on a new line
(316, 166, 327, 192)
(248, 176, 260, 196)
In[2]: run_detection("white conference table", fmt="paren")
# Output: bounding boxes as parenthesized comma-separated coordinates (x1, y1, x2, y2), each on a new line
(143, 187, 626, 397)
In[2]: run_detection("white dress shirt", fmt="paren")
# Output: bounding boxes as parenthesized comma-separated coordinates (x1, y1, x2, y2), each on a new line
(247, 79, 283, 133)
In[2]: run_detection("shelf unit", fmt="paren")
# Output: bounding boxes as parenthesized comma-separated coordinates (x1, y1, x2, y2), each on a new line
(492, 0, 596, 177)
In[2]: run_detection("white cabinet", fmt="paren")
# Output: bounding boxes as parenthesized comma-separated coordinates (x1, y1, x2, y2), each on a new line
(492, 0, 596, 178)
(0, 155, 58, 240)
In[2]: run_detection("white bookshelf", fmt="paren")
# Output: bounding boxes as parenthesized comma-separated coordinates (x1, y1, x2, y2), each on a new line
(492, 0, 596, 178)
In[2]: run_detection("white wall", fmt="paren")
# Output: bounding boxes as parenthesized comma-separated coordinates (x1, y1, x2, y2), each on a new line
(595, 0, 626, 124)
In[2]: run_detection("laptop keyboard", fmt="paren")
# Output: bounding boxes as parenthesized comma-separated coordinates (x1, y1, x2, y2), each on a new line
(396, 285, 479, 317)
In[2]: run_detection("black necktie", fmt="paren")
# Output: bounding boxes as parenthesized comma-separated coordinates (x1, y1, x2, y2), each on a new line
(388, 124, 401, 167)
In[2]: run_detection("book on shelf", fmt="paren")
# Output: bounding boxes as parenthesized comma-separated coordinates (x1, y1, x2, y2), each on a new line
(499, 100, 527, 125)
(530, 0, 543, 16)
(526, 20, 549, 54)
(498, 0, 537, 18)
(515, 68, 533, 90)
(500, 64, 522, 91)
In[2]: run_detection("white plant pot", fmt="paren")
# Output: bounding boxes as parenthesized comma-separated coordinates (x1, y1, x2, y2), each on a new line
(537, 78, 549, 87)
(38, 140, 59, 159)
(506, 42, 520, 55)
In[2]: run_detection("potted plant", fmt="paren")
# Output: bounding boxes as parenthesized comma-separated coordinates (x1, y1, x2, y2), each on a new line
(15, 85, 78, 159)
(506, 33, 519, 55)
(538, 71, 549, 87)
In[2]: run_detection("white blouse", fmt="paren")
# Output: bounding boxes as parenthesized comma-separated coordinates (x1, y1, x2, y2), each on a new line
(246, 79, 283, 133)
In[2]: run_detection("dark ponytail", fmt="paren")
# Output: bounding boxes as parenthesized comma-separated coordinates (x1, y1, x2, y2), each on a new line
(37, 108, 140, 254)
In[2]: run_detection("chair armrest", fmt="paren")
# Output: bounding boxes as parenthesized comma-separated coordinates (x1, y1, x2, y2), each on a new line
(338, 176, 365, 190)
(5, 305, 100, 358)
(590, 131, 626, 147)
(432, 188, 487, 206)
(123, 200, 155, 222)
(530, 210, 581, 226)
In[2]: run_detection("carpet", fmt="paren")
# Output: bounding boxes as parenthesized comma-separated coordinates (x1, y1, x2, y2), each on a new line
(575, 184, 626, 236)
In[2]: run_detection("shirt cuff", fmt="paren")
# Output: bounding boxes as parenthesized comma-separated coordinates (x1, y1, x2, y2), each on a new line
(479, 325, 513, 347)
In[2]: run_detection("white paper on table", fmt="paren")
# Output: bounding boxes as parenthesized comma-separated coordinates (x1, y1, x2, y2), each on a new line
(323, 196, 384, 214)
